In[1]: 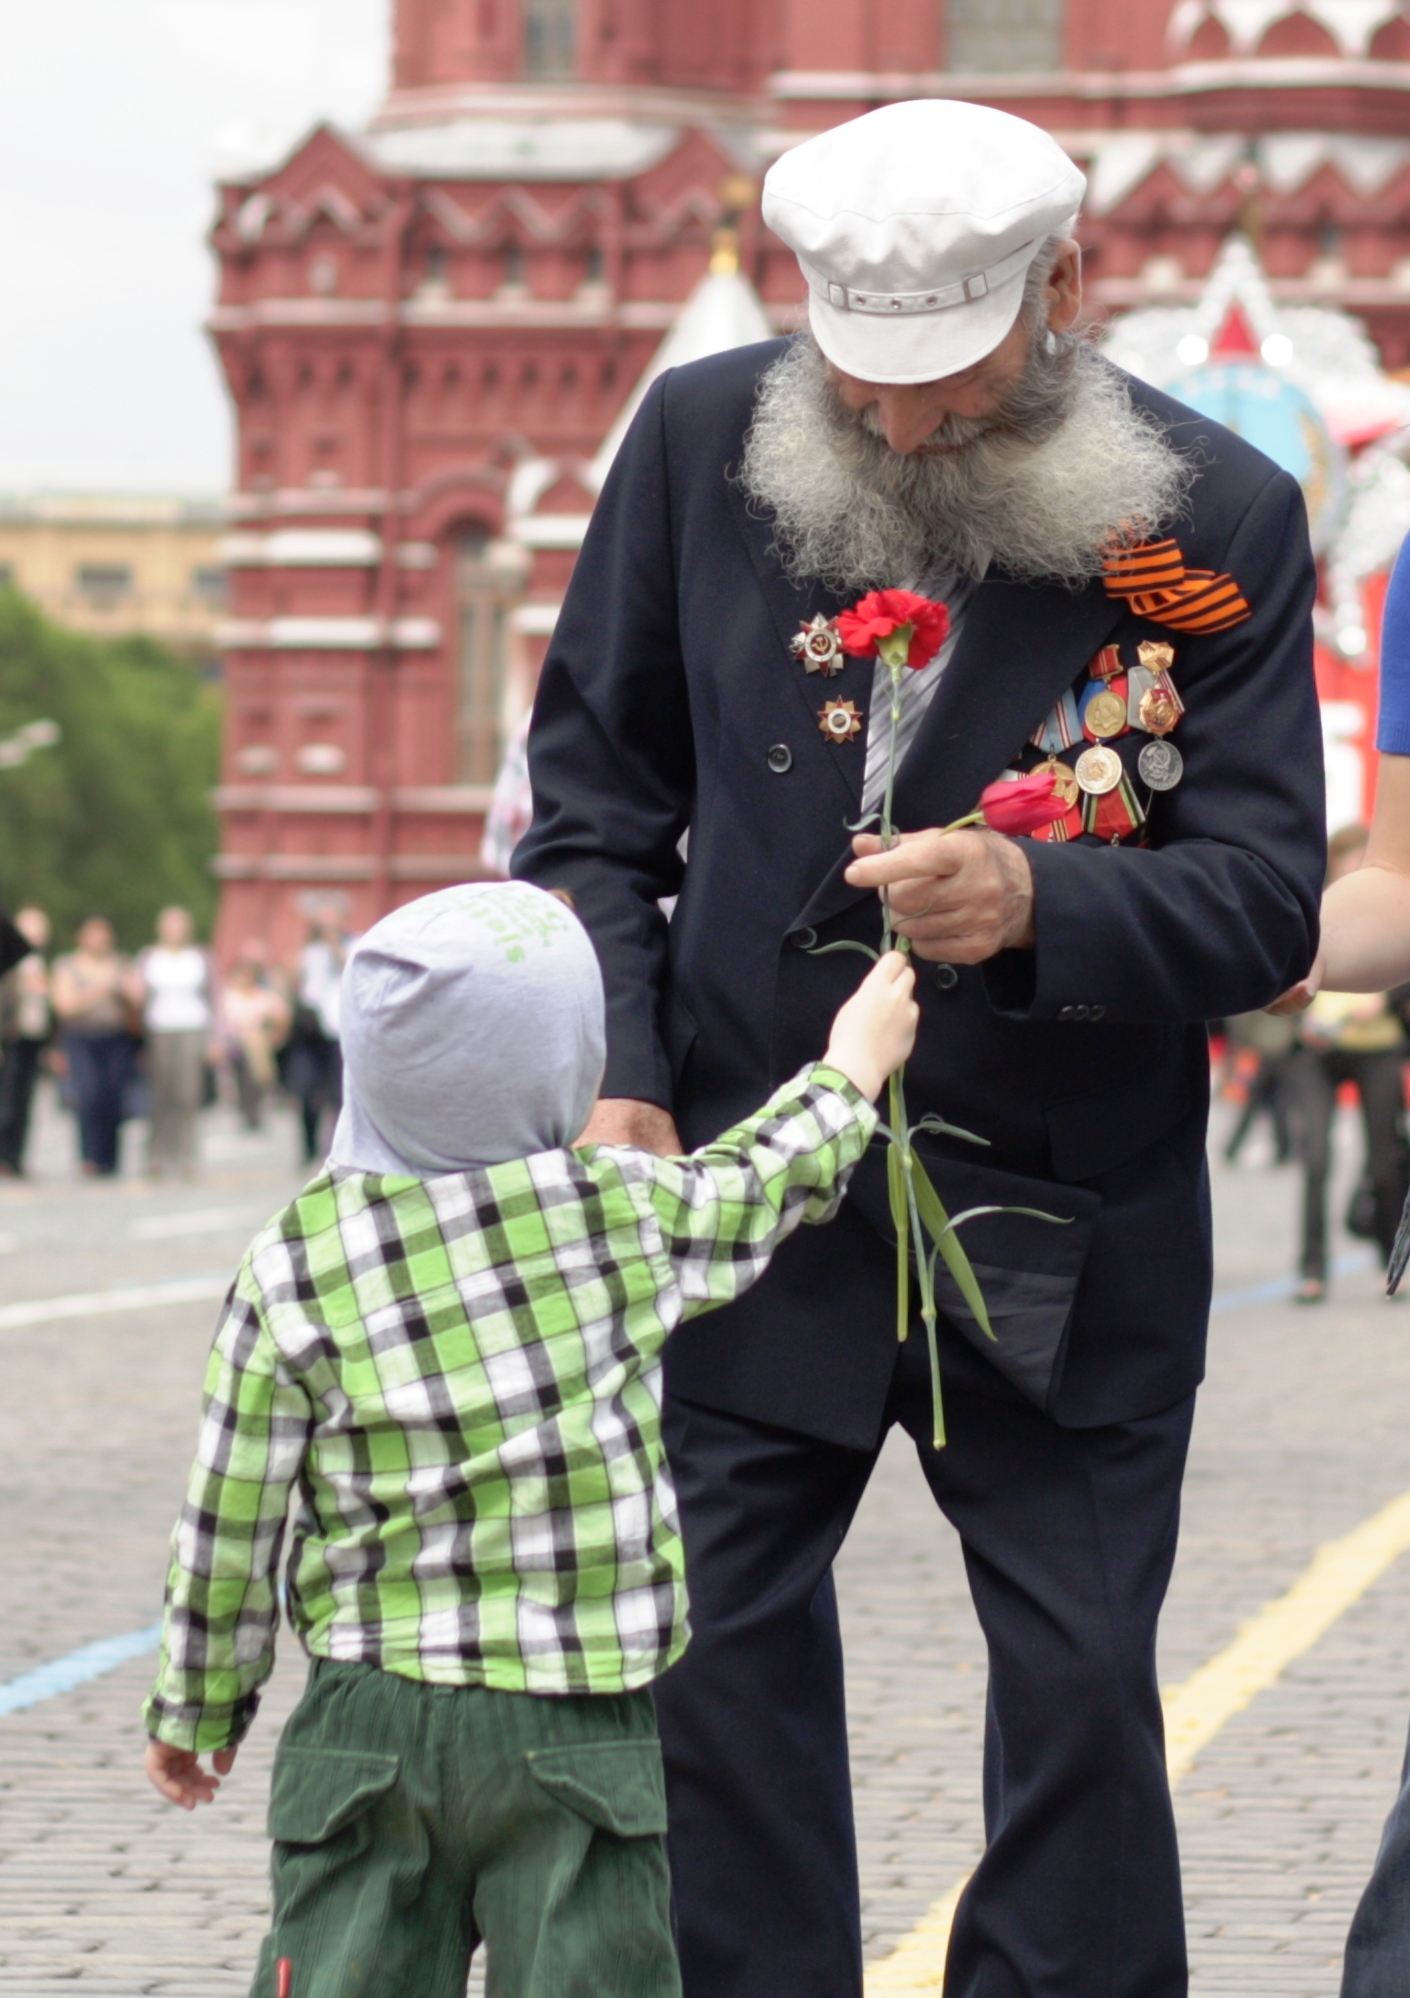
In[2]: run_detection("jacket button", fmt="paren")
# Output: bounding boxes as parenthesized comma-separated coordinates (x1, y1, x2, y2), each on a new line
(933, 963, 959, 991)
(767, 743, 793, 774)
(1058, 1005, 1075, 1021)
(1089, 1003, 1105, 1021)
(1071, 1004, 1090, 1020)
(789, 926, 817, 951)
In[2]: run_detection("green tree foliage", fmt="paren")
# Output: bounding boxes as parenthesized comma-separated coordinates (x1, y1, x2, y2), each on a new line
(0, 587, 222, 949)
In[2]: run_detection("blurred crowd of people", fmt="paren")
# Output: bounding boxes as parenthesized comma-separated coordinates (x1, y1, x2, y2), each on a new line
(1221, 821, 1410, 1301)
(0, 897, 356, 1181)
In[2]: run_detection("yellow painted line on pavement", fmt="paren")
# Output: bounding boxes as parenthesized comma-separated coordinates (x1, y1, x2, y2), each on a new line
(864, 1482, 1410, 1994)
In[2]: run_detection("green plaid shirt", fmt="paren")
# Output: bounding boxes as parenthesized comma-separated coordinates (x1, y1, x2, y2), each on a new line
(145, 1063, 874, 1750)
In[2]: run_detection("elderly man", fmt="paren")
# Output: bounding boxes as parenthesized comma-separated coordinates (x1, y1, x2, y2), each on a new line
(515, 100, 1324, 1998)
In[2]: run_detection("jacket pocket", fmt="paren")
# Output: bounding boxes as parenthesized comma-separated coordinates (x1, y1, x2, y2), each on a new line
(1044, 1060, 1192, 1184)
(267, 1747, 400, 1846)
(847, 1143, 1101, 1412)
(525, 1739, 669, 1838)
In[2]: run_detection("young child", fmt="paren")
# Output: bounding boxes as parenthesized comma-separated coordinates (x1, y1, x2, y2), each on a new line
(143, 881, 916, 1998)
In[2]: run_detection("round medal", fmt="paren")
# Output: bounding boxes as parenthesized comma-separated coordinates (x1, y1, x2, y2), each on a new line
(1074, 744, 1123, 796)
(1138, 739, 1184, 792)
(1139, 687, 1180, 737)
(1035, 756, 1080, 807)
(1084, 689, 1127, 741)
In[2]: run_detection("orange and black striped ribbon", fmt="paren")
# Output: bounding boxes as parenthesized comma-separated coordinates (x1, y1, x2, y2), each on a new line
(1102, 538, 1251, 635)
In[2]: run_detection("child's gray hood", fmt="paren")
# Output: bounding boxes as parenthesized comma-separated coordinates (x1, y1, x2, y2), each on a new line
(329, 881, 605, 1176)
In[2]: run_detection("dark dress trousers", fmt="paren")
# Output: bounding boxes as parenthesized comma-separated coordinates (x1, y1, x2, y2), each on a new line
(515, 340, 1326, 1998)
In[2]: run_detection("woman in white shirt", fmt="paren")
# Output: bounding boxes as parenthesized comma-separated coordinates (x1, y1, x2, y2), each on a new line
(139, 906, 213, 1177)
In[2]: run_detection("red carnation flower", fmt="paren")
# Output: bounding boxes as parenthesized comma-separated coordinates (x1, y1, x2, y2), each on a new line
(977, 774, 1070, 836)
(836, 589, 951, 670)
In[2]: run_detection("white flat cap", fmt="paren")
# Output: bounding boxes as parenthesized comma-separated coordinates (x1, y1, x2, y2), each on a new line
(763, 101, 1086, 386)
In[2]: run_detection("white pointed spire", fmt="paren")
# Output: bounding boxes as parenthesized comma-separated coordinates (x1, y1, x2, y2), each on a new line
(588, 247, 775, 492)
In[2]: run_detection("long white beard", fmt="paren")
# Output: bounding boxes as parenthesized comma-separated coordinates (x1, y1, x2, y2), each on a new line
(738, 333, 1194, 593)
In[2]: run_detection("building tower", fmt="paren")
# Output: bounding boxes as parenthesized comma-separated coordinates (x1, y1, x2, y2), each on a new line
(211, 0, 1410, 956)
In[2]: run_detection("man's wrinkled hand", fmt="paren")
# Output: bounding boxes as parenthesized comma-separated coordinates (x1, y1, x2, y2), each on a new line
(845, 828, 1036, 963)
(576, 1098, 683, 1155)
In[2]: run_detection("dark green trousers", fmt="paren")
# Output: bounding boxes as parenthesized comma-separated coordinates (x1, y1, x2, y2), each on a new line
(250, 1659, 681, 1998)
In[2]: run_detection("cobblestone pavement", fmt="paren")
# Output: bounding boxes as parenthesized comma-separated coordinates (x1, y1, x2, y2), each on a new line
(2, 1079, 1409, 1993)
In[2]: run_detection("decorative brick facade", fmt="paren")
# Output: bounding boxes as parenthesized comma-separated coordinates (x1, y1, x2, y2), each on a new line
(210, 0, 1410, 955)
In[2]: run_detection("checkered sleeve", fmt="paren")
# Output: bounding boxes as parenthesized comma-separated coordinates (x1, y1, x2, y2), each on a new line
(640, 1063, 877, 1313)
(143, 1272, 313, 1753)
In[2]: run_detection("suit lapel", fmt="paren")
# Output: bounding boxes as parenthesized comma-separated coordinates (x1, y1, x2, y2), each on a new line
(724, 479, 867, 812)
(791, 573, 1126, 932)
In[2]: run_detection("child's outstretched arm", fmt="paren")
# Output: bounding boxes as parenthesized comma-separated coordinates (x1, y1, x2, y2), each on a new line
(629, 952, 917, 1315)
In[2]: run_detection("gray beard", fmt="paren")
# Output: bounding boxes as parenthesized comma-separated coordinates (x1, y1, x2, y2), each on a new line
(738, 332, 1194, 593)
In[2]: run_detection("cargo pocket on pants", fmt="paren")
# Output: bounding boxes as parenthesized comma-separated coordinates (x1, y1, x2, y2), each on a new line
(267, 1746, 400, 1858)
(524, 1740, 669, 1838)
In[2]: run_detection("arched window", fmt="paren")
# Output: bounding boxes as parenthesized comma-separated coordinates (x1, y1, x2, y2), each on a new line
(524, 0, 575, 78)
(456, 531, 514, 783)
(946, 0, 1064, 71)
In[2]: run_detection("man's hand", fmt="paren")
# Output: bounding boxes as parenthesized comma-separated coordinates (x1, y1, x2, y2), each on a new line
(824, 951, 919, 1102)
(845, 828, 1036, 962)
(145, 1738, 237, 1811)
(576, 1098, 683, 1155)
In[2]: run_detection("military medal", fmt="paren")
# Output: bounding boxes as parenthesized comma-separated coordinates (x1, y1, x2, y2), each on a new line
(819, 698, 863, 743)
(1139, 686, 1181, 736)
(1089, 644, 1123, 681)
(1033, 755, 1080, 807)
(1138, 739, 1184, 791)
(791, 614, 845, 676)
(1083, 687, 1128, 741)
(1074, 743, 1122, 795)
(1136, 639, 1175, 674)
(1083, 773, 1147, 841)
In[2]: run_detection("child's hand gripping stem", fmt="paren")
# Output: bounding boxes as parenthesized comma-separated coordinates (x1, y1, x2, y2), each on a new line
(824, 951, 919, 1103)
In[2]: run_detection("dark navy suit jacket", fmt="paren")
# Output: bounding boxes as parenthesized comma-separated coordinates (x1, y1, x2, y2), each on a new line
(515, 339, 1326, 1449)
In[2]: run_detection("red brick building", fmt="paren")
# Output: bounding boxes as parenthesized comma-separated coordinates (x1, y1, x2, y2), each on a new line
(210, 0, 1410, 954)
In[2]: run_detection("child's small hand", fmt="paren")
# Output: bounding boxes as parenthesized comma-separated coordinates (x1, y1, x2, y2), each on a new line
(144, 1737, 237, 1810)
(824, 951, 919, 1102)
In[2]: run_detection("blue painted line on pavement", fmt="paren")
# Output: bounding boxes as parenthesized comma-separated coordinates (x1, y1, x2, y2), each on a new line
(1209, 1248, 1377, 1314)
(0, 1623, 163, 1717)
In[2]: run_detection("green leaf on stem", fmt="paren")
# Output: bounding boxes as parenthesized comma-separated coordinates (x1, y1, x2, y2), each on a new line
(805, 939, 881, 962)
(940, 1204, 1074, 1232)
(909, 1157, 996, 1342)
(843, 810, 885, 834)
(911, 1113, 991, 1149)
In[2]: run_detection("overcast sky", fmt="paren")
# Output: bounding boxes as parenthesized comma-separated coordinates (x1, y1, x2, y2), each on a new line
(0, 0, 391, 496)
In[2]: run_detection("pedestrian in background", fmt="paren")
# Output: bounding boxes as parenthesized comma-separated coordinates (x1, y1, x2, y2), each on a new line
(0, 906, 52, 1177)
(1286, 825, 1409, 1304)
(284, 900, 351, 1164)
(220, 947, 289, 1131)
(137, 907, 215, 1180)
(1222, 1008, 1297, 1166)
(51, 916, 138, 1178)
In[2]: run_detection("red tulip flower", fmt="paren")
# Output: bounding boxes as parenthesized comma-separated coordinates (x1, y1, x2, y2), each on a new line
(975, 773, 1070, 836)
(836, 589, 950, 671)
